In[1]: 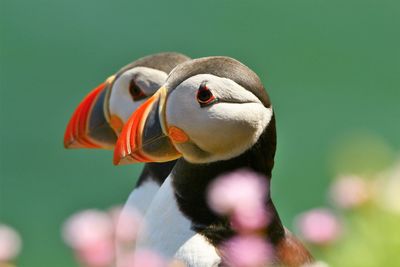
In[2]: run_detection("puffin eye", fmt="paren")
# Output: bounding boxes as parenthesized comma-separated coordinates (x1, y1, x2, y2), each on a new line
(196, 83, 217, 107)
(129, 80, 147, 101)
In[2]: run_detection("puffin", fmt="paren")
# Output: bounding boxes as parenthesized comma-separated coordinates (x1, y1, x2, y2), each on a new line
(63, 52, 190, 214)
(113, 56, 314, 266)
(63, 52, 190, 264)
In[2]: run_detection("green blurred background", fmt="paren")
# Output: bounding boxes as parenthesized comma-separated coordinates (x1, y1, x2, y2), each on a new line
(1, 1, 399, 266)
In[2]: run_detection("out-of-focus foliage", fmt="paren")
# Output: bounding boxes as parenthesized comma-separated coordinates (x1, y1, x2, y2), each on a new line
(297, 134, 400, 267)
(57, 135, 400, 266)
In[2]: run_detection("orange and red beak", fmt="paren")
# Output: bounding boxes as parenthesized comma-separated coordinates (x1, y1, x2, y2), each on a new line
(64, 77, 118, 149)
(113, 87, 182, 165)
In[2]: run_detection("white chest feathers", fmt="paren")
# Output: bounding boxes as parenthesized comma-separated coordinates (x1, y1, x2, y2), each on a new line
(120, 180, 161, 216)
(135, 176, 194, 256)
(135, 176, 220, 265)
(174, 234, 221, 267)
(116, 180, 161, 267)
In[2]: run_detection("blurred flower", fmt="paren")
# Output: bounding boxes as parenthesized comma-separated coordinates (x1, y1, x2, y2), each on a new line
(329, 175, 370, 209)
(119, 249, 167, 267)
(0, 224, 22, 262)
(295, 208, 342, 246)
(230, 205, 269, 234)
(76, 240, 114, 267)
(220, 235, 272, 267)
(110, 206, 143, 245)
(62, 210, 114, 267)
(207, 169, 269, 232)
(62, 210, 114, 249)
(110, 206, 145, 267)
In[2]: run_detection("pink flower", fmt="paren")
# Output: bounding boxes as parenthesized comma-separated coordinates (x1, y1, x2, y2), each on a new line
(109, 206, 143, 244)
(76, 239, 114, 267)
(119, 249, 167, 267)
(207, 169, 270, 232)
(0, 224, 22, 262)
(230, 204, 269, 233)
(110, 206, 146, 267)
(330, 175, 370, 209)
(62, 210, 114, 249)
(62, 210, 115, 266)
(295, 208, 342, 245)
(220, 235, 272, 267)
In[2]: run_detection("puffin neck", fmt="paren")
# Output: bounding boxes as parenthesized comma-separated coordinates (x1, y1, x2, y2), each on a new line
(136, 161, 177, 187)
(171, 115, 285, 245)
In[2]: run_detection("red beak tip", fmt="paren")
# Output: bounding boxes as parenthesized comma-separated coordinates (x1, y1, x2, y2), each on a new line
(113, 156, 121, 165)
(113, 155, 132, 166)
(64, 139, 77, 149)
(63, 138, 86, 149)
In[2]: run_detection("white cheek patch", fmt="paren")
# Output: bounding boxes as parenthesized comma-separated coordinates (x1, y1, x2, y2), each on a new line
(207, 77, 261, 105)
(112, 98, 144, 123)
(202, 103, 272, 160)
(133, 67, 168, 94)
(109, 67, 167, 122)
(166, 74, 273, 163)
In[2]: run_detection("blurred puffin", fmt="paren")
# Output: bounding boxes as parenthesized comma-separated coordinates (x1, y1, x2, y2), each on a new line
(64, 52, 189, 215)
(114, 56, 314, 266)
(63, 52, 190, 266)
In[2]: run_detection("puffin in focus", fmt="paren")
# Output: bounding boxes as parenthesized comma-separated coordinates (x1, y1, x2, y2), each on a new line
(114, 56, 314, 266)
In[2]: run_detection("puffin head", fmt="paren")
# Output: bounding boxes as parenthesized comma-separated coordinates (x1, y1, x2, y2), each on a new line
(63, 52, 190, 149)
(114, 56, 275, 165)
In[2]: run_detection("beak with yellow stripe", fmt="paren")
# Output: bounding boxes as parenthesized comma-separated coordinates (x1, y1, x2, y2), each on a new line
(113, 87, 183, 165)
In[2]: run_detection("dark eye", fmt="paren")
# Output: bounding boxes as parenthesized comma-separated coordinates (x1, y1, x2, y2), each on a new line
(197, 83, 217, 107)
(129, 80, 147, 101)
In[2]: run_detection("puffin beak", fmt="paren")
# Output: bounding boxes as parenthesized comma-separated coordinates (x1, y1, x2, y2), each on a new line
(64, 76, 118, 149)
(113, 87, 181, 165)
